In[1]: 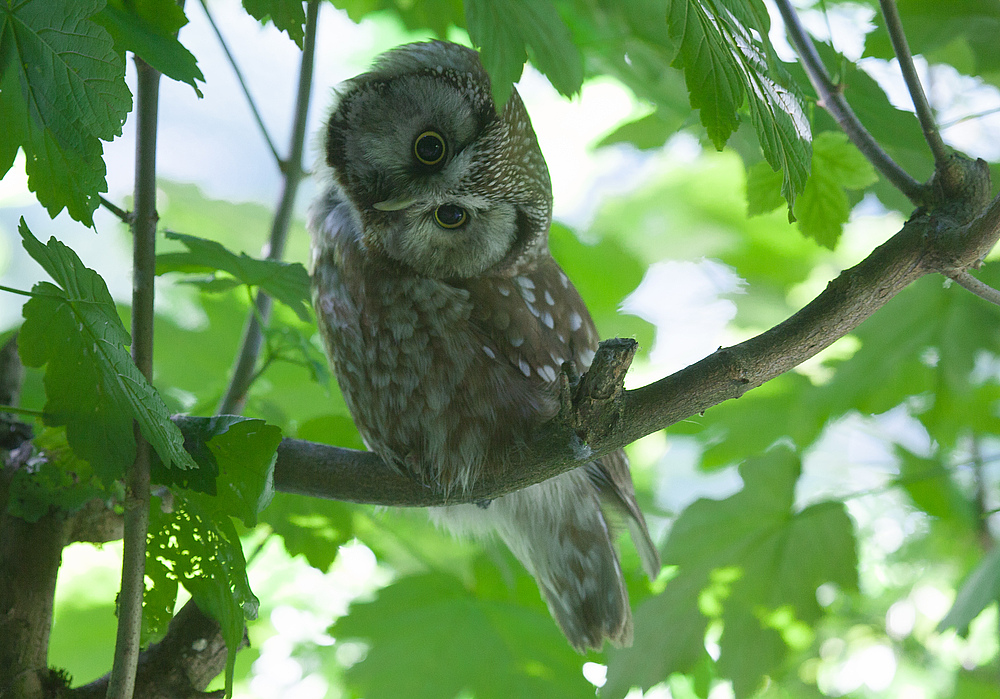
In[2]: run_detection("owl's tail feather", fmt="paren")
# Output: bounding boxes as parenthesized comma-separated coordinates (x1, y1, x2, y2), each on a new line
(451, 469, 633, 653)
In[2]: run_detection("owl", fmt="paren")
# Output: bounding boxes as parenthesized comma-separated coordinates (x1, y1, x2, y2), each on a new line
(309, 40, 659, 652)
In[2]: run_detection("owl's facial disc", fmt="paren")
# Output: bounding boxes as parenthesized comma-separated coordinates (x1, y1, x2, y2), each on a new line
(324, 41, 553, 278)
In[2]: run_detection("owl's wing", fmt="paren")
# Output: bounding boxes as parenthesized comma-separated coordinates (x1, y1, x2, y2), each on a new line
(462, 255, 660, 579)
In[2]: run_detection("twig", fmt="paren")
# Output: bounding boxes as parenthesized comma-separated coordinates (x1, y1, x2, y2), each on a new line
(99, 195, 131, 224)
(197, 0, 282, 166)
(878, 0, 950, 170)
(106, 57, 160, 699)
(217, 0, 320, 415)
(947, 270, 1000, 307)
(774, 0, 927, 205)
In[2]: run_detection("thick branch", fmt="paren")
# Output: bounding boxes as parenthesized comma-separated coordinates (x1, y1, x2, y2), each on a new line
(76, 600, 231, 699)
(273, 165, 1000, 507)
(217, 0, 320, 416)
(774, 0, 927, 205)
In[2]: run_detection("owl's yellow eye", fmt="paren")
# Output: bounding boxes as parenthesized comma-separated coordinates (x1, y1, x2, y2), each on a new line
(414, 131, 446, 166)
(434, 204, 467, 229)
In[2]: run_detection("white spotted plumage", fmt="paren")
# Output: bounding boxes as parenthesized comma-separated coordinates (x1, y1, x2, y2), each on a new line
(309, 40, 659, 652)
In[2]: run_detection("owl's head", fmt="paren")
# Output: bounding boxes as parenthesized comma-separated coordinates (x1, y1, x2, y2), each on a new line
(322, 41, 552, 279)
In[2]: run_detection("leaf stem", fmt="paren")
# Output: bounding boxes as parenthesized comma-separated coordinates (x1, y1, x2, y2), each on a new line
(774, 0, 927, 205)
(946, 270, 1000, 307)
(197, 0, 283, 167)
(99, 195, 132, 225)
(106, 57, 160, 699)
(217, 0, 320, 416)
(877, 0, 950, 170)
(0, 284, 34, 297)
(0, 404, 43, 418)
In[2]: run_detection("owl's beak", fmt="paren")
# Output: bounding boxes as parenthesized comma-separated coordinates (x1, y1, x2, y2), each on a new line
(372, 196, 417, 212)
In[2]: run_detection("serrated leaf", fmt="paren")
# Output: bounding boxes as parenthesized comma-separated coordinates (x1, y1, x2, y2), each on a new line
(0, 0, 130, 225)
(334, 570, 591, 699)
(666, 0, 744, 148)
(0, 67, 108, 225)
(92, 0, 204, 95)
(243, 0, 306, 48)
(146, 492, 258, 695)
(793, 132, 877, 249)
(160, 416, 280, 527)
(17, 222, 197, 481)
(609, 448, 857, 697)
(665, 0, 810, 205)
(156, 231, 312, 321)
(464, 0, 582, 105)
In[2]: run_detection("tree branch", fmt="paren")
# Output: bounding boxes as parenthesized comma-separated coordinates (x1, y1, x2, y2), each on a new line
(878, 0, 952, 175)
(75, 600, 231, 699)
(217, 0, 320, 416)
(947, 270, 1000, 307)
(774, 0, 928, 205)
(196, 0, 282, 167)
(272, 161, 999, 507)
(107, 56, 161, 699)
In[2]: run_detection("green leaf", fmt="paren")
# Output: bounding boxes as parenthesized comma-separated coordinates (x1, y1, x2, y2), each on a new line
(610, 448, 857, 697)
(597, 111, 687, 150)
(146, 492, 258, 695)
(895, 446, 976, 527)
(0, 0, 131, 225)
(815, 266, 1000, 447)
(157, 231, 312, 322)
(0, 67, 108, 226)
(604, 572, 711, 698)
(939, 545, 1000, 635)
(665, 0, 810, 206)
(745, 159, 786, 216)
(92, 0, 204, 94)
(548, 223, 654, 350)
(666, 0, 744, 148)
(793, 132, 877, 249)
(334, 569, 591, 699)
(672, 372, 825, 470)
(243, 0, 306, 48)
(17, 221, 198, 481)
(161, 416, 280, 527)
(6, 427, 107, 522)
(262, 492, 354, 572)
(464, 0, 583, 105)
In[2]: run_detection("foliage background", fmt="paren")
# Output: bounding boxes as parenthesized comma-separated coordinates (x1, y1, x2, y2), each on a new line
(3, 0, 1000, 697)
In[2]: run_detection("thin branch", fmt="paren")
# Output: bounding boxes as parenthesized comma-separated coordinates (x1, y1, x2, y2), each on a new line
(878, 0, 950, 169)
(106, 57, 160, 699)
(774, 0, 927, 205)
(940, 105, 1000, 130)
(272, 177, 1000, 507)
(218, 0, 320, 416)
(947, 270, 1000, 307)
(99, 195, 132, 224)
(197, 0, 282, 166)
